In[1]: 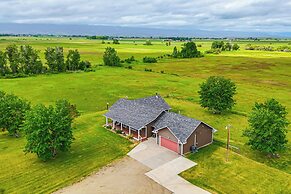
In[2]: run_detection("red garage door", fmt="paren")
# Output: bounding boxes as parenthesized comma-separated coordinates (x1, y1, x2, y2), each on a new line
(160, 137, 179, 153)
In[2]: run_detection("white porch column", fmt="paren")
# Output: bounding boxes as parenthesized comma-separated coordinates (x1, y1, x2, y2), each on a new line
(180, 143, 183, 155)
(129, 127, 131, 135)
(105, 117, 108, 126)
(156, 133, 158, 144)
(112, 120, 115, 129)
(145, 126, 147, 138)
(121, 123, 123, 131)
(138, 129, 140, 140)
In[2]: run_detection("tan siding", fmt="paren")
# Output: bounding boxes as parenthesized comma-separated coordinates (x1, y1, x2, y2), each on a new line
(183, 123, 213, 154)
(158, 128, 178, 143)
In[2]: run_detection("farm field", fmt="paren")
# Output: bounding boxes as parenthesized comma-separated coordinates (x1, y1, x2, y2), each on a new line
(0, 37, 290, 193)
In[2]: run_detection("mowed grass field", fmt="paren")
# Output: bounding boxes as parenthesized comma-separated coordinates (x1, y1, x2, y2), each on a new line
(0, 37, 290, 193)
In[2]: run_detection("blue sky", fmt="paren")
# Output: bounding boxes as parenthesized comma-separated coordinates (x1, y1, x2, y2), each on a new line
(0, 0, 290, 32)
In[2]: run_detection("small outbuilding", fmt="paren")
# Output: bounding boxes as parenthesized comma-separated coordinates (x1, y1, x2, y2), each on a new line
(104, 95, 216, 155)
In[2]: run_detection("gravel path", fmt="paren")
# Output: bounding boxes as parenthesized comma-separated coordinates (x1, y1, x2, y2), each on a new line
(54, 156, 171, 194)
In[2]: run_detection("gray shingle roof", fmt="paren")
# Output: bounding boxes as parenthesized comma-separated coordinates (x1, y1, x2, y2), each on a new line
(104, 95, 170, 130)
(153, 112, 206, 143)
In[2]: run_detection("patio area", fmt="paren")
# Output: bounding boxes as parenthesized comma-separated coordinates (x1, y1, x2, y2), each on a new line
(107, 121, 147, 141)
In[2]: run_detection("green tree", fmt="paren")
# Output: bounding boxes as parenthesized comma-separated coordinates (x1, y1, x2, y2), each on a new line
(0, 51, 9, 76)
(103, 47, 121, 66)
(180, 42, 201, 58)
(198, 76, 236, 114)
(243, 99, 289, 156)
(224, 42, 232, 51)
(112, 39, 120, 44)
(172, 46, 179, 58)
(232, 43, 240, 50)
(66, 50, 81, 71)
(144, 40, 152, 45)
(211, 41, 224, 50)
(5, 44, 20, 74)
(45, 47, 65, 72)
(23, 100, 77, 160)
(19, 45, 43, 74)
(0, 91, 30, 136)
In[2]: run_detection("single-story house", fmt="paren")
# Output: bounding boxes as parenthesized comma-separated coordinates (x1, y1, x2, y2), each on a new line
(104, 95, 216, 155)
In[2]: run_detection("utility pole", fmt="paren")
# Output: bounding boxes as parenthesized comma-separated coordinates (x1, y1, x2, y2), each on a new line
(106, 102, 109, 110)
(226, 124, 231, 162)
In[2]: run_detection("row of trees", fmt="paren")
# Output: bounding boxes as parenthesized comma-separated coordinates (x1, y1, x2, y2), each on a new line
(211, 41, 240, 51)
(172, 42, 202, 58)
(0, 45, 91, 77)
(0, 91, 78, 160)
(245, 44, 291, 52)
(198, 76, 289, 156)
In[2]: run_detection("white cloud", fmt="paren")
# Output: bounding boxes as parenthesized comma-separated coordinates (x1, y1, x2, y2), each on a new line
(0, 0, 290, 32)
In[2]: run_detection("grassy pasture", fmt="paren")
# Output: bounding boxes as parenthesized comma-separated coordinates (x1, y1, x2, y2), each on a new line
(0, 37, 290, 193)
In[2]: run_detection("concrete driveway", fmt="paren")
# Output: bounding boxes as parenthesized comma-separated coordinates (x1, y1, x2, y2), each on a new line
(128, 138, 179, 169)
(128, 138, 210, 194)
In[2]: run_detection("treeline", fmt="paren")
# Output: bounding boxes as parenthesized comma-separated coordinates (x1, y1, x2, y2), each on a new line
(245, 44, 291, 52)
(0, 45, 91, 78)
(205, 41, 239, 54)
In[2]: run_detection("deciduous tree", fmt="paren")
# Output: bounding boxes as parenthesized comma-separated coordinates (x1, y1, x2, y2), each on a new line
(66, 49, 81, 71)
(0, 51, 9, 76)
(103, 47, 121, 66)
(198, 76, 236, 114)
(243, 99, 289, 156)
(5, 44, 20, 74)
(180, 42, 201, 58)
(172, 46, 179, 58)
(23, 100, 77, 160)
(45, 47, 65, 72)
(0, 91, 30, 136)
(19, 45, 43, 74)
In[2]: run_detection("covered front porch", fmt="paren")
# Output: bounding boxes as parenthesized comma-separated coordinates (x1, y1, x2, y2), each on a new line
(105, 117, 147, 141)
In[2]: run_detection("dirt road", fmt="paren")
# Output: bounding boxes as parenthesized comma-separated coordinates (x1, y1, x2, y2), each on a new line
(54, 156, 171, 194)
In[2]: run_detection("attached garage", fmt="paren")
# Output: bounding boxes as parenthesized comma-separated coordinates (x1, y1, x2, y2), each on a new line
(160, 136, 179, 153)
(153, 112, 216, 155)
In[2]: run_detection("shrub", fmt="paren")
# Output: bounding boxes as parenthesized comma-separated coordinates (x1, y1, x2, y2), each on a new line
(79, 60, 91, 70)
(143, 57, 157, 63)
(112, 39, 120, 44)
(127, 134, 134, 140)
(144, 68, 152, 72)
(144, 40, 152, 45)
(205, 48, 221, 54)
(116, 129, 123, 134)
(124, 56, 135, 63)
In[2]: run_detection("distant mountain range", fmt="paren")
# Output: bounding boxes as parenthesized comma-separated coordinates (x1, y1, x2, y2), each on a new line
(0, 23, 290, 38)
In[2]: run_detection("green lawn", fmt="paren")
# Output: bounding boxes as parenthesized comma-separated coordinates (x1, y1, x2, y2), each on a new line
(0, 37, 290, 193)
(0, 112, 132, 193)
(180, 142, 291, 194)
